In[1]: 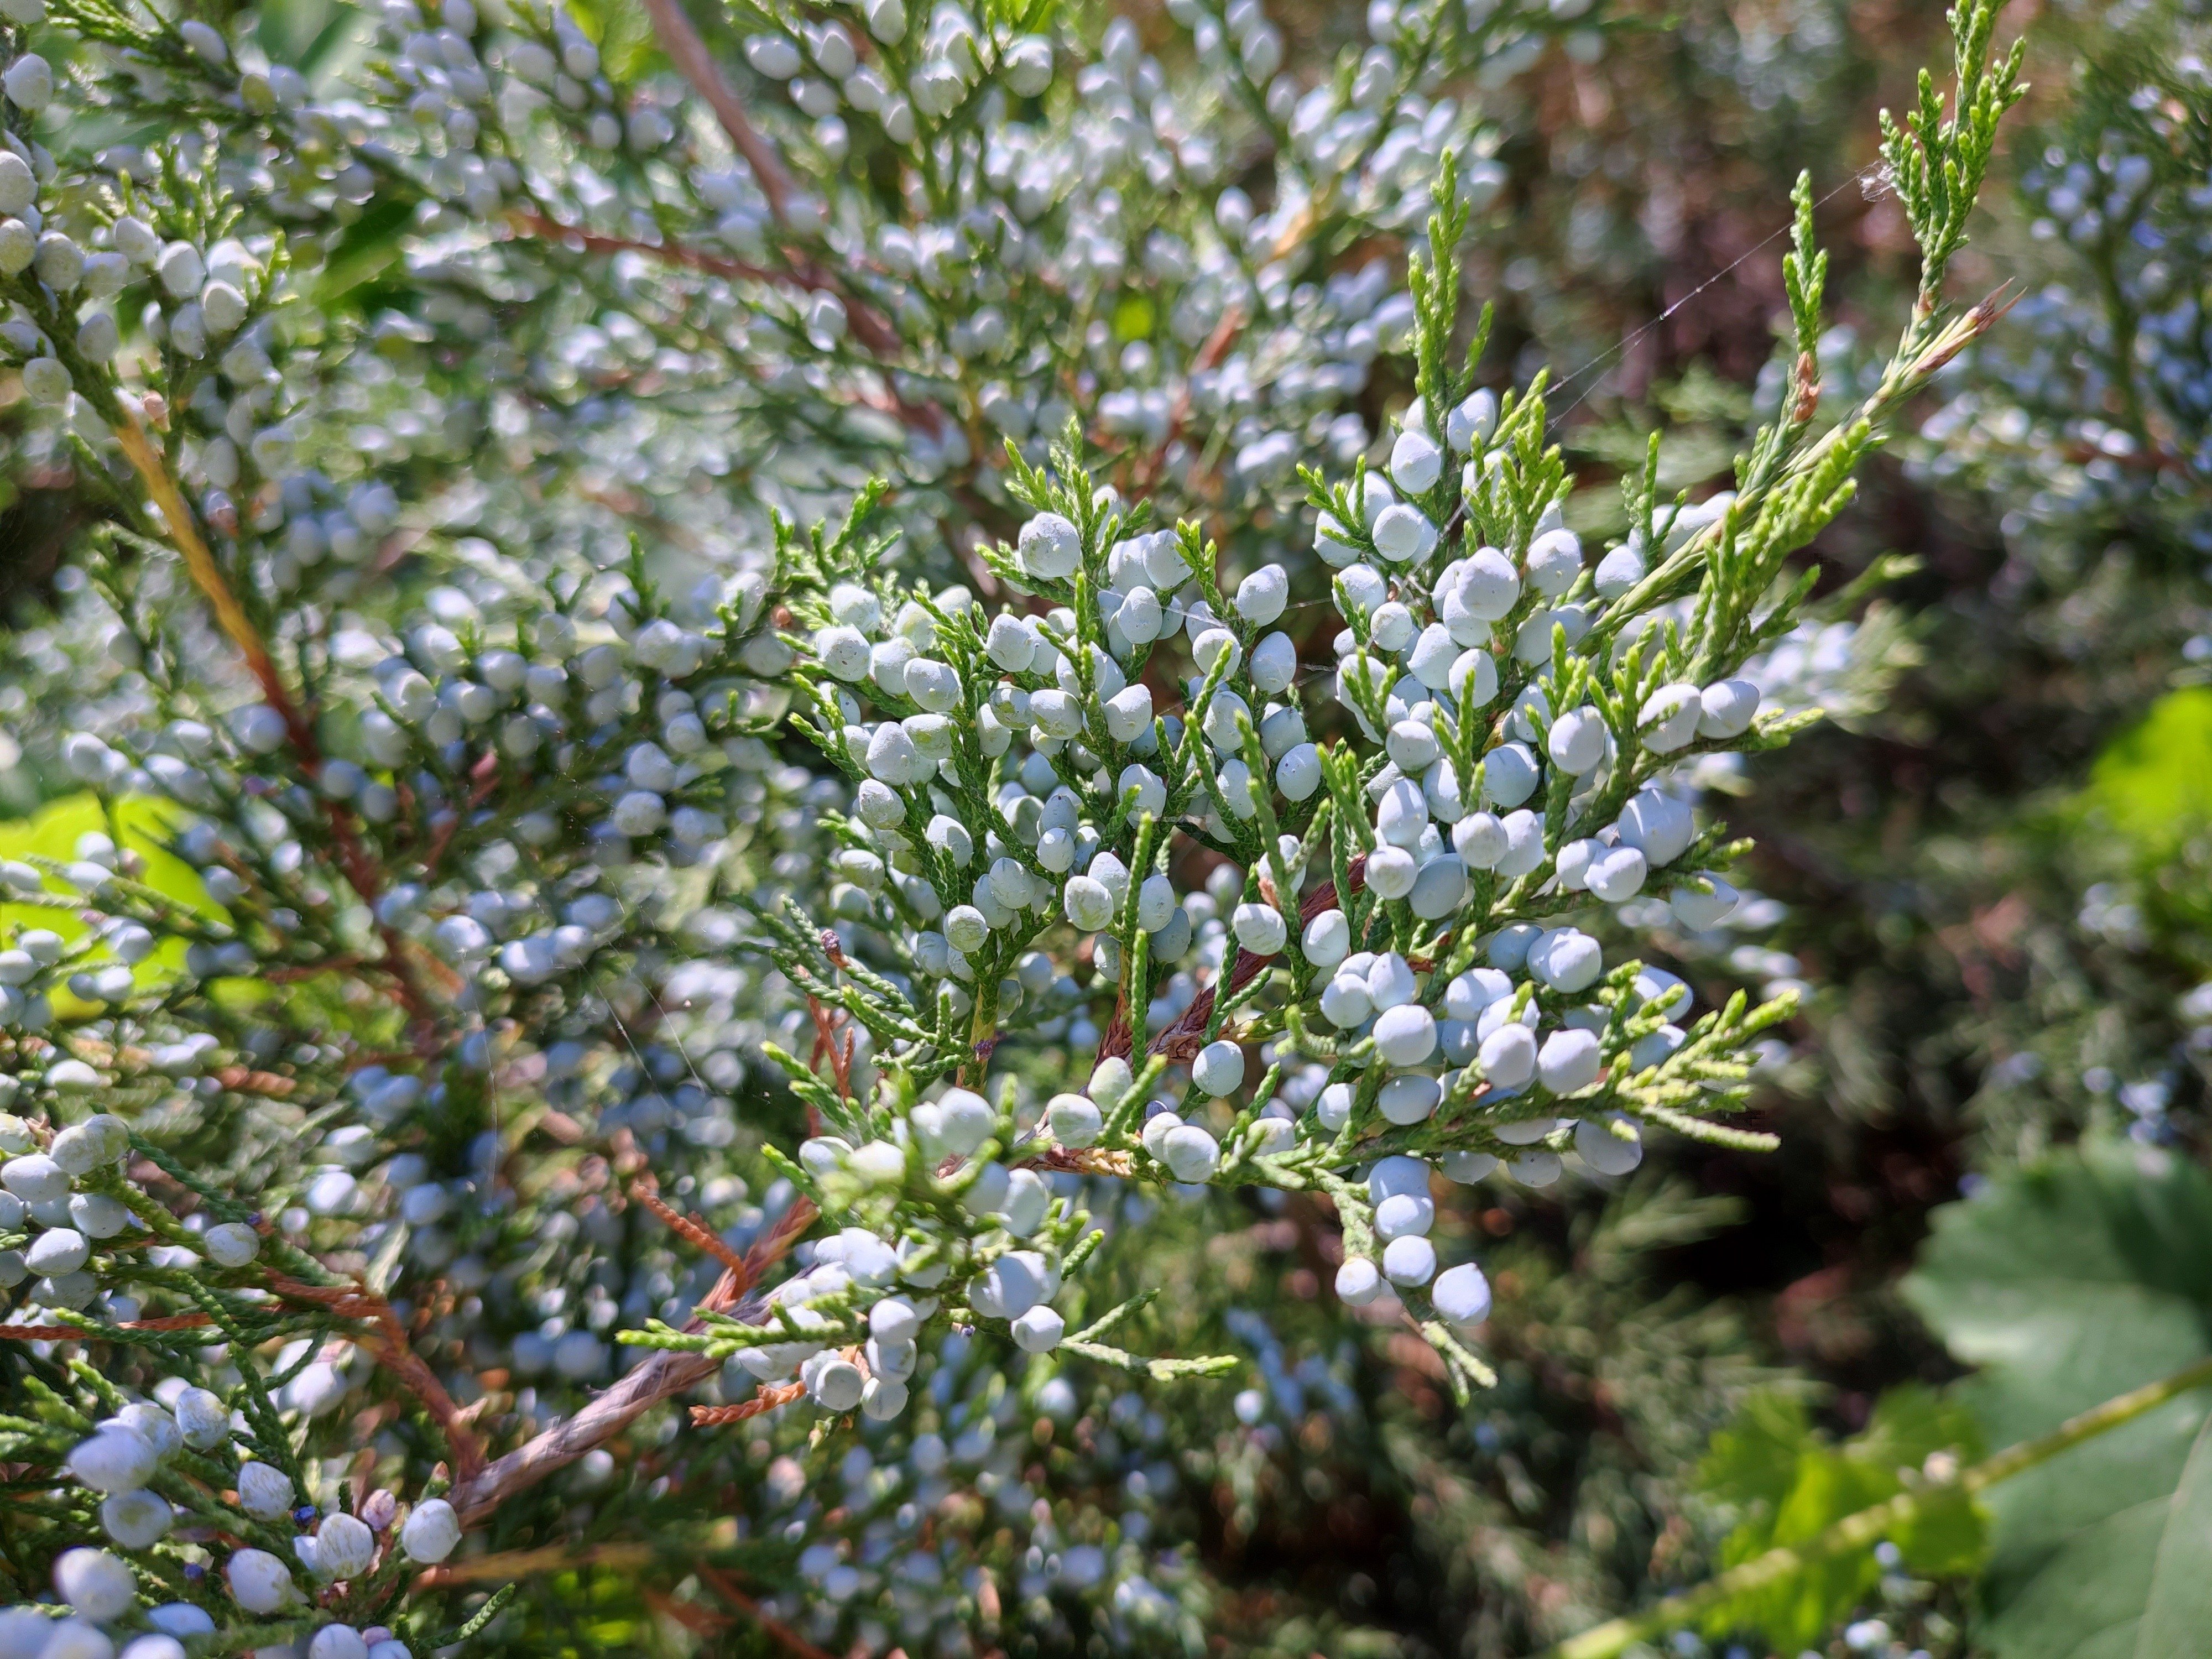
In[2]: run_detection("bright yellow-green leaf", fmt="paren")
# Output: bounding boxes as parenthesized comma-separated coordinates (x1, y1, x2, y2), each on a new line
(2081, 687, 2212, 853)
(562, 0, 662, 80)
(0, 794, 218, 1013)
(1112, 291, 1155, 342)
(0, 793, 213, 919)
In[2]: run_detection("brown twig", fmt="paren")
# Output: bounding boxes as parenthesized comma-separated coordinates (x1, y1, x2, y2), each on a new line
(414, 748, 500, 882)
(700, 1566, 843, 1659)
(1027, 1146, 1135, 1178)
(645, 1588, 730, 1637)
(446, 1196, 817, 1524)
(509, 207, 931, 433)
(1095, 988, 1135, 1066)
(634, 0, 794, 222)
(0, 1312, 213, 1339)
(112, 409, 296, 727)
(805, 995, 856, 1103)
(1910, 280, 2021, 377)
(633, 1183, 750, 1279)
(723, 1197, 819, 1314)
(413, 1541, 655, 1589)
(211, 1066, 298, 1097)
(112, 407, 443, 1037)
(689, 1380, 807, 1425)
(263, 957, 368, 984)
(268, 1275, 487, 1480)
(620, 0, 933, 425)
(503, 210, 779, 285)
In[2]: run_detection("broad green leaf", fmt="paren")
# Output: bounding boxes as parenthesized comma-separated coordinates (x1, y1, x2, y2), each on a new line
(1859, 1386, 1990, 1579)
(1902, 1144, 2212, 1659)
(1698, 1390, 1814, 1513)
(2133, 1414, 2212, 1657)
(1689, 1383, 1985, 1650)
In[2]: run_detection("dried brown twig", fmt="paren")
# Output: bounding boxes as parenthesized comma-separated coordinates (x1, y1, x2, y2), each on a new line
(111, 406, 443, 1040)
(689, 1380, 807, 1426)
(634, 0, 794, 222)
(0, 1312, 213, 1339)
(701, 1566, 844, 1659)
(503, 209, 779, 284)
(447, 1193, 817, 1523)
(632, 1183, 750, 1279)
(633, 0, 920, 381)
(267, 1273, 487, 1481)
(412, 1540, 655, 1589)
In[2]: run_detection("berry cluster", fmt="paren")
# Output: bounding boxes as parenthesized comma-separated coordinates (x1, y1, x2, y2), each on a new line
(0, 0, 2020, 1650)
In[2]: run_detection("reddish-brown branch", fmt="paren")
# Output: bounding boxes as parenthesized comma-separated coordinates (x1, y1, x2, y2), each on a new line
(645, 1589, 729, 1638)
(727, 1197, 819, 1313)
(785, 259, 910, 369)
(503, 209, 779, 285)
(0, 1312, 213, 1339)
(268, 1274, 486, 1481)
(634, 1183, 750, 1278)
(113, 410, 442, 1036)
(688, 1380, 806, 1425)
(211, 1065, 298, 1097)
(805, 995, 857, 1103)
(414, 749, 500, 882)
(562, 0, 925, 415)
(630, 0, 902, 345)
(509, 210, 930, 438)
(1790, 351, 1822, 425)
(700, 1567, 843, 1659)
(1027, 1146, 1135, 1178)
(634, 0, 794, 222)
(522, 204, 945, 458)
(1095, 992, 1135, 1067)
(412, 1541, 655, 1589)
(446, 1196, 816, 1525)
(113, 410, 299, 734)
(264, 956, 368, 983)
